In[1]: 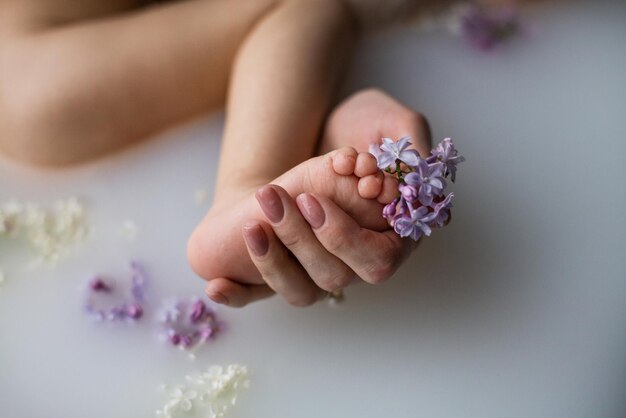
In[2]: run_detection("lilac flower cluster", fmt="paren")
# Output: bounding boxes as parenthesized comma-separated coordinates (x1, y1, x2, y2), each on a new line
(84, 261, 147, 322)
(158, 298, 222, 351)
(370, 137, 464, 241)
(459, 3, 524, 51)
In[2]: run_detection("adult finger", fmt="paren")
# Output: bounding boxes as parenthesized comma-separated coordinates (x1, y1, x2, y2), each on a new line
(205, 278, 275, 308)
(297, 192, 417, 284)
(255, 184, 357, 292)
(241, 220, 325, 307)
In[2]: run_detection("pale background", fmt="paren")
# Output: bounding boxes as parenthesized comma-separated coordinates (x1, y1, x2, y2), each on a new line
(1, 1, 625, 417)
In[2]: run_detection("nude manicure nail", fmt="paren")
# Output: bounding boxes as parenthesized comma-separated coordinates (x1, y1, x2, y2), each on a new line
(256, 186, 284, 223)
(207, 290, 228, 305)
(243, 223, 269, 256)
(297, 193, 325, 229)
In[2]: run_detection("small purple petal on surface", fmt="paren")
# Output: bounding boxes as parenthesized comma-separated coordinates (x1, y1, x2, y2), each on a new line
(130, 261, 148, 302)
(84, 262, 148, 323)
(126, 303, 144, 319)
(158, 297, 222, 352)
(90, 278, 111, 292)
(189, 300, 206, 323)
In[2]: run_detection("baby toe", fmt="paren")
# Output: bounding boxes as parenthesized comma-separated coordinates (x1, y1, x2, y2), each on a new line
(331, 147, 358, 176)
(354, 152, 379, 178)
(358, 173, 383, 199)
(377, 175, 400, 204)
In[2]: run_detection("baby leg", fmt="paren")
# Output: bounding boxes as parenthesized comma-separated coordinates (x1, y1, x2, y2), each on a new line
(0, 0, 277, 165)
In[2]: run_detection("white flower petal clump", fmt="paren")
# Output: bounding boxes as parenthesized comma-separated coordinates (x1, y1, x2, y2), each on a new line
(156, 365, 250, 418)
(0, 197, 88, 263)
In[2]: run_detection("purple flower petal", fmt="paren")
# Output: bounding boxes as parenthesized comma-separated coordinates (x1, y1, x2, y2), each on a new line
(130, 261, 148, 302)
(371, 136, 423, 169)
(418, 187, 434, 206)
(398, 149, 421, 167)
(84, 262, 148, 323)
(396, 136, 411, 148)
(376, 153, 395, 170)
(368, 144, 382, 160)
(399, 184, 418, 202)
(126, 303, 143, 319)
(429, 177, 444, 190)
(90, 278, 111, 292)
(460, 4, 525, 51)
(430, 193, 454, 228)
(431, 138, 465, 182)
(158, 297, 222, 351)
(393, 206, 433, 241)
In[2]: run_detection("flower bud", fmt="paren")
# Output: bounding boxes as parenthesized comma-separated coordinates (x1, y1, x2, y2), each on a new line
(126, 303, 143, 319)
(181, 335, 193, 348)
(189, 300, 207, 323)
(90, 278, 111, 292)
(399, 184, 418, 201)
(383, 199, 399, 219)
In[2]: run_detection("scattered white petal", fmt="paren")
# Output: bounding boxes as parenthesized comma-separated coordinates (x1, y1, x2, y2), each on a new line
(0, 197, 89, 264)
(156, 364, 249, 418)
(0, 268, 5, 287)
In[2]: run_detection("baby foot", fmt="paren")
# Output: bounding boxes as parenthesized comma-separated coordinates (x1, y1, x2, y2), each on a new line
(318, 88, 432, 158)
(187, 147, 398, 286)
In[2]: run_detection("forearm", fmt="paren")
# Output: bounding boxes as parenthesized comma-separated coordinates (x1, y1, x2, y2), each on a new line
(0, 0, 277, 166)
(214, 0, 358, 199)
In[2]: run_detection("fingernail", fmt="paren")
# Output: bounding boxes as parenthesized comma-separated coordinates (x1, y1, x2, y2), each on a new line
(242, 223, 269, 256)
(297, 193, 325, 229)
(206, 289, 229, 305)
(256, 186, 284, 223)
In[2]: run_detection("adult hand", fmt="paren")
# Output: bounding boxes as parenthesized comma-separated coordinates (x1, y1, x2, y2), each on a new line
(205, 88, 432, 307)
